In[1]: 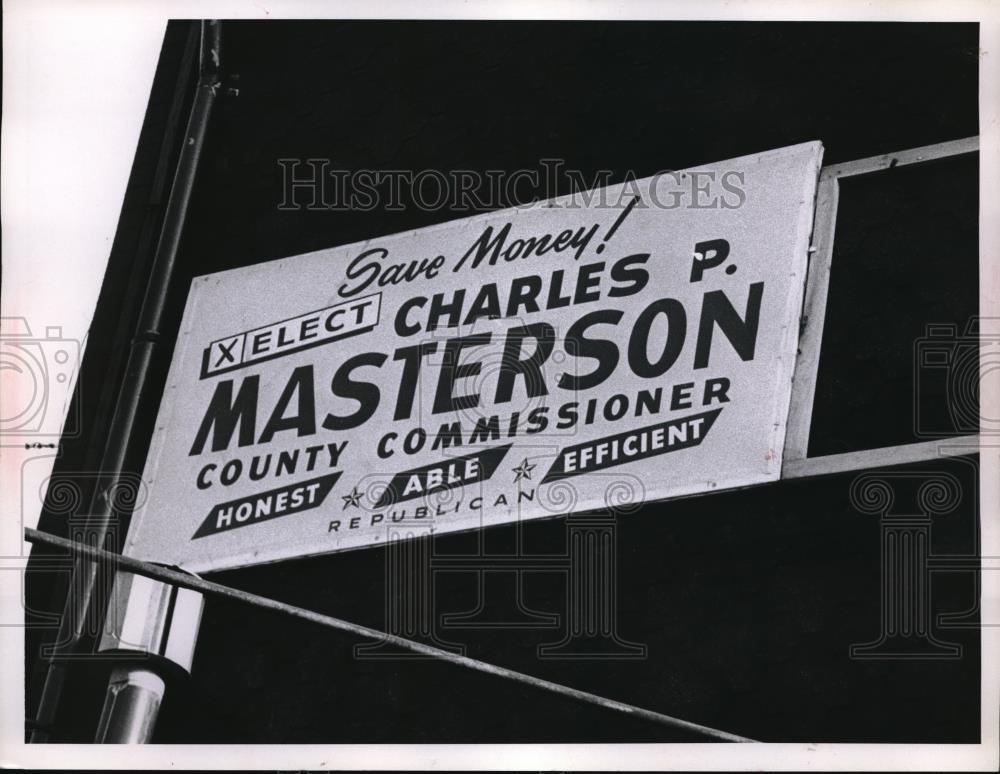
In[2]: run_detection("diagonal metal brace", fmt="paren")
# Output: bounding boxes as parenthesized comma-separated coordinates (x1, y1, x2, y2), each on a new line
(24, 526, 757, 743)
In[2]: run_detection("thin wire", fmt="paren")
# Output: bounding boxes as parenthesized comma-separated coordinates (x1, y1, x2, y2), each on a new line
(24, 526, 756, 743)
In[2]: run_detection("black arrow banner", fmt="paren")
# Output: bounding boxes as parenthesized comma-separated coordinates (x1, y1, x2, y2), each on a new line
(541, 408, 723, 483)
(373, 444, 513, 509)
(193, 472, 341, 539)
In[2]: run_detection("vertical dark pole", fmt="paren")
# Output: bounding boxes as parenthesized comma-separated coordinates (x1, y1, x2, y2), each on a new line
(29, 20, 221, 743)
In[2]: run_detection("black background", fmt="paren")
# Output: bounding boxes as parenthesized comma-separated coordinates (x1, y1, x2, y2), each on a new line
(27, 21, 981, 743)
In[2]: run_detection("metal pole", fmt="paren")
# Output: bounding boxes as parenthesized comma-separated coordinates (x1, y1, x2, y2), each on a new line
(29, 20, 222, 742)
(95, 667, 166, 744)
(94, 571, 205, 743)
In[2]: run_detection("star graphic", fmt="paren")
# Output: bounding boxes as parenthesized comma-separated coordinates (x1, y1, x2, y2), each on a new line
(512, 458, 536, 482)
(341, 487, 362, 509)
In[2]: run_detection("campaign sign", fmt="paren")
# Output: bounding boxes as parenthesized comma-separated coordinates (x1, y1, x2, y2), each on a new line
(126, 142, 822, 571)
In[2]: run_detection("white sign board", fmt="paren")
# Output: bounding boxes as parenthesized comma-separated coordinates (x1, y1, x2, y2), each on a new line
(126, 142, 822, 571)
